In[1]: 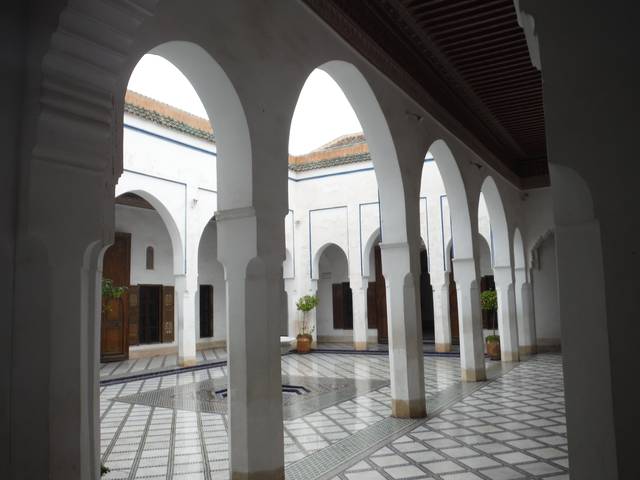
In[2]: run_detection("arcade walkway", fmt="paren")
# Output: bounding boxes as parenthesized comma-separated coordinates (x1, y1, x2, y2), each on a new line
(100, 353, 567, 479)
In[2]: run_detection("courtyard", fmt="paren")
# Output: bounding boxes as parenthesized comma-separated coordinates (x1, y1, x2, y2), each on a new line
(100, 351, 567, 479)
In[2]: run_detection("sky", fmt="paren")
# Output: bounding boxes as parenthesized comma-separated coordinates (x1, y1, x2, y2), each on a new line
(127, 54, 363, 155)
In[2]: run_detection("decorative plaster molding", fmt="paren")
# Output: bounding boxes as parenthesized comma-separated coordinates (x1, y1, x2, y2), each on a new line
(513, 0, 542, 71)
(214, 206, 256, 222)
(302, 0, 525, 186)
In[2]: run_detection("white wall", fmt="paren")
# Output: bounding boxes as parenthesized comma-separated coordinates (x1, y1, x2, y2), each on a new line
(197, 220, 227, 343)
(116, 204, 175, 286)
(531, 233, 561, 348)
(115, 110, 552, 349)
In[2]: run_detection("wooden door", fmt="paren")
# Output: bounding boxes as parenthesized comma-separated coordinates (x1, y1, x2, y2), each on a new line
(161, 285, 175, 343)
(199, 285, 214, 338)
(449, 271, 459, 340)
(332, 283, 344, 329)
(367, 282, 377, 328)
(342, 283, 353, 330)
(419, 249, 435, 339)
(139, 285, 162, 344)
(128, 285, 140, 346)
(100, 232, 131, 362)
(374, 245, 388, 344)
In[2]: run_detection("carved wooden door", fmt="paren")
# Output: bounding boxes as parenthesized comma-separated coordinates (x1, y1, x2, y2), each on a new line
(100, 232, 131, 362)
(161, 286, 175, 343)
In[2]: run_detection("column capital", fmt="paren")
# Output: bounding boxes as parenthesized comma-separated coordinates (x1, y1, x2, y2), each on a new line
(215, 206, 256, 223)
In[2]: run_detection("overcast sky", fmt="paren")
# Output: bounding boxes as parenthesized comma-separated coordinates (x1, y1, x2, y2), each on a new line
(127, 54, 362, 155)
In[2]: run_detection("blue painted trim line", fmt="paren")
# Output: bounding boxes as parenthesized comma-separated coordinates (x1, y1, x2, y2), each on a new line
(124, 123, 217, 157)
(308, 205, 348, 279)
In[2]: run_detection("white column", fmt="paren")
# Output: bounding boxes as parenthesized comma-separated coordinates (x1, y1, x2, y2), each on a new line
(452, 258, 486, 381)
(217, 207, 284, 480)
(515, 267, 536, 355)
(284, 278, 298, 337)
(380, 242, 426, 418)
(175, 273, 197, 366)
(431, 279, 452, 352)
(494, 265, 519, 362)
(350, 276, 369, 350)
(307, 279, 319, 347)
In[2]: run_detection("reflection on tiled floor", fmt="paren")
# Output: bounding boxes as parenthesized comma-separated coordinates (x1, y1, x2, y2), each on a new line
(99, 343, 459, 381)
(100, 347, 227, 380)
(100, 354, 568, 480)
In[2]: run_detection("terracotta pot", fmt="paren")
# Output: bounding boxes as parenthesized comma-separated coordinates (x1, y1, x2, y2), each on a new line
(486, 338, 501, 360)
(296, 334, 312, 354)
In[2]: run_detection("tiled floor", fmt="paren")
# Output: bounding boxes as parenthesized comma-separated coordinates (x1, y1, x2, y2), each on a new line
(100, 348, 227, 380)
(99, 343, 459, 381)
(100, 353, 568, 479)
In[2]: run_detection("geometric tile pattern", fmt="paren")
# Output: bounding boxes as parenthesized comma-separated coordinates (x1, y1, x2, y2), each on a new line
(112, 375, 388, 420)
(333, 354, 568, 480)
(100, 353, 568, 480)
(100, 347, 227, 380)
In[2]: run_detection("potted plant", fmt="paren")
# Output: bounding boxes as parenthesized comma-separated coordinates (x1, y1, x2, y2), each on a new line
(480, 289, 500, 360)
(295, 294, 318, 353)
(102, 278, 127, 313)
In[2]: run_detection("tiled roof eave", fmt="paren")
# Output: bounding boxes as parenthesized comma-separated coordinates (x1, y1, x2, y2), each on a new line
(124, 102, 215, 143)
(288, 152, 371, 172)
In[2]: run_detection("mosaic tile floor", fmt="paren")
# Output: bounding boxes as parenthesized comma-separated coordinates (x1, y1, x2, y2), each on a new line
(100, 353, 568, 480)
(99, 343, 459, 381)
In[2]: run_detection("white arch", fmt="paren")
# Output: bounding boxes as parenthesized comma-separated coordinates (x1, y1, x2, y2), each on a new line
(149, 41, 252, 210)
(445, 238, 454, 272)
(312, 242, 349, 280)
(428, 140, 475, 260)
(316, 61, 406, 243)
(362, 227, 381, 278)
(513, 228, 526, 270)
(116, 189, 184, 274)
(479, 176, 511, 267)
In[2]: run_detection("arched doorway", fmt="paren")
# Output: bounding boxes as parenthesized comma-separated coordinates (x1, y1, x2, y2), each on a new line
(316, 244, 352, 339)
(419, 239, 435, 341)
(101, 192, 180, 362)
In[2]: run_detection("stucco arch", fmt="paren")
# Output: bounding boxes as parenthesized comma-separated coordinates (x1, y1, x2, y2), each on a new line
(479, 175, 511, 268)
(362, 227, 382, 278)
(428, 139, 475, 261)
(146, 41, 252, 211)
(513, 228, 526, 270)
(115, 189, 184, 274)
(312, 61, 406, 243)
(312, 242, 349, 280)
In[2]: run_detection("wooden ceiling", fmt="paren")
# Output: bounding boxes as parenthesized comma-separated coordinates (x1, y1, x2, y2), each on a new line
(304, 0, 548, 186)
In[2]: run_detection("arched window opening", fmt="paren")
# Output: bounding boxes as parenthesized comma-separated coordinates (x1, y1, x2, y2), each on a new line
(145, 246, 154, 270)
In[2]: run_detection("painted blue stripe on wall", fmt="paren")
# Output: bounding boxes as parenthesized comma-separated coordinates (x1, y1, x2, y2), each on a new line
(124, 123, 217, 157)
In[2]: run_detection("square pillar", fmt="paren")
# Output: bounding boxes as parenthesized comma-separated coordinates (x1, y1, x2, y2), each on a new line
(493, 266, 520, 362)
(350, 276, 369, 351)
(217, 207, 284, 480)
(452, 258, 486, 381)
(432, 280, 452, 352)
(515, 266, 536, 355)
(380, 242, 426, 418)
(175, 273, 197, 366)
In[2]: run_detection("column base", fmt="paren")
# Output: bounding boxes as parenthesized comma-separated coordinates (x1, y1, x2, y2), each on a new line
(391, 398, 427, 418)
(461, 368, 487, 382)
(435, 342, 452, 353)
(354, 341, 368, 351)
(178, 357, 197, 367)
(519, 345, 538, 355)
(231, 467, 285, 480)
(501, 351, 520, 362)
